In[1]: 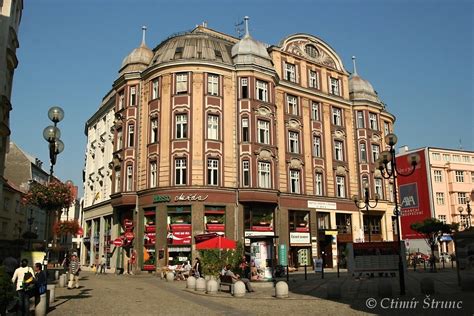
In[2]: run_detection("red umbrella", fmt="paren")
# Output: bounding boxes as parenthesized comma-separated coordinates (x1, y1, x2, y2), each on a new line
(195, 235, 236, 250)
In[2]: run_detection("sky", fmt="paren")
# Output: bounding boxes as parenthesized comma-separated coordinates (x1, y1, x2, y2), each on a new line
(10, 0, 474, 196)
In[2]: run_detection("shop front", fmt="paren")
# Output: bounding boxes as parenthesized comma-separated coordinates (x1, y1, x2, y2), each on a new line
(167, 206, 192, 265)
(288, 210, 311, 268)
(143, 208, 156, 271)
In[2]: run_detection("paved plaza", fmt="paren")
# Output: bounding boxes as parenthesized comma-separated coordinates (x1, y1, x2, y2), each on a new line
(45, 267, 474, 316)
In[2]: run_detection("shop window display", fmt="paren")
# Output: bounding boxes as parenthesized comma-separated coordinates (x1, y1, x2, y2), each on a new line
(167, 206, 192, 265)
(289, 211, 309, 232)
(244, 206, 274, 232)
(204, 206, 225, 233)
(143, 209, 156, 271)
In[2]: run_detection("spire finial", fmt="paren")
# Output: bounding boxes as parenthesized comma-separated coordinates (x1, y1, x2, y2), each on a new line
(352, 56, 358, 75)
(141, 26, 147, 46)
(244, 16, 250, 37)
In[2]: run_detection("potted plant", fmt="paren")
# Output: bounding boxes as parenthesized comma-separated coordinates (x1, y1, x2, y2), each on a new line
(207, 215, 224, 224)
(254, 214, 273, 226)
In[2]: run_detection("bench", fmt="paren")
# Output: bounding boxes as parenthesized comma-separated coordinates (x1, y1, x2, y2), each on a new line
(219, 275, 234, 293)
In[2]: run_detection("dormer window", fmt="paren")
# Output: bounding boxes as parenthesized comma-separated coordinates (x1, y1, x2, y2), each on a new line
(305, 44, 319, 58)
(174, 47, 184, 59)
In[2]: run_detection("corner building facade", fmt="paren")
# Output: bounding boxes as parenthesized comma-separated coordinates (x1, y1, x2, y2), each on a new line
(83, 24, 398, 272)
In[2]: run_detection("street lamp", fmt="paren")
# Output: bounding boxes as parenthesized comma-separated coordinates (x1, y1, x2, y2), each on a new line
(375, 133, 420, 296)
(43, 106, 65, 179)
(457, 193, 473, 229)
(353, 183, 379, 242)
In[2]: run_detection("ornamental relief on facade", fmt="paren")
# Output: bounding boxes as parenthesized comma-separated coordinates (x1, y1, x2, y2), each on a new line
(335, 165, 347, 176)
(333, 129, 346, 139)
(286, 119, 301, 129)
(256, 106, 272, 117)
(287, 158, 303, 170)
(255, 149, 274, 161)
(284, 40, 336, 69)
(371, 134, 380, 143)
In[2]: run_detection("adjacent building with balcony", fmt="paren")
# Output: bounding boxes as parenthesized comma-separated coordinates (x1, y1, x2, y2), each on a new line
(82, 20, 399, 272)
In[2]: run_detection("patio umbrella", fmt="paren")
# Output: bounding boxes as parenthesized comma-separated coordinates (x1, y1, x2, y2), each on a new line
(195, 235, 236, 250)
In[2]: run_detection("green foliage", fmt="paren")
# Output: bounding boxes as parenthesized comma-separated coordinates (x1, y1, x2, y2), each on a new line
(22, 180, 75, 212)
(199, 241, 244, 277)
(0, 266, 16, 313)
(410, 217, 457, 251)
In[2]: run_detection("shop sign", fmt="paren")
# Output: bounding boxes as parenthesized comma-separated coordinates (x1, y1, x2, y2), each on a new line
(307, 201, 336, 210)
(168, 246, 191, 252)
(244, 231, 275, 237)
(167, 231, 192, 245)
(324, 230, 338, 236)
(314, 258, 323, 272)
(153, 195, 171, 203)
(175, 193, 208, 202)
(278, 244, 288, 266)
(290, 232, 311, 245)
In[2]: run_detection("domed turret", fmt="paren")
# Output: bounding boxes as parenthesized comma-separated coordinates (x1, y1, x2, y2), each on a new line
(231, 17, 273, 69)
(348, 56, 381, 104)
(120, 26, 153, 74)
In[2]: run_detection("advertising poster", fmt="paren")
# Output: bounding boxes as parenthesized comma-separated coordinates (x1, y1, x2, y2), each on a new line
(250, 241, 273, 281)
(396, 149, 432, 239)
(346, 242, 406, 274)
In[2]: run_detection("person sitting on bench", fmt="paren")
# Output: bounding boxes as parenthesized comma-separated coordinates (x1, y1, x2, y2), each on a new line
(225, 264, 254, 292)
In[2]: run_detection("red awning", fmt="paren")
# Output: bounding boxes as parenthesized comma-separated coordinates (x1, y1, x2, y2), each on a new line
(195, 235, 236, 250)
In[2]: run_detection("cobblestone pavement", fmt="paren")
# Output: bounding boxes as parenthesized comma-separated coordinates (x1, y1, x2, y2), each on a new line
(47, 268, 473, 316)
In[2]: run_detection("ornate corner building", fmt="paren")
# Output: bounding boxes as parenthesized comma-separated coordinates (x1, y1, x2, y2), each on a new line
(82, 21, 399, 272)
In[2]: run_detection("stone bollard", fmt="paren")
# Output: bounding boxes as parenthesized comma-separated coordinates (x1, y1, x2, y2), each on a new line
(275, 281, 289, 298)
(327, 282, 341, 299)
(195, 277, 206, 292)
(166, 272, 175, 282)
(420, 277, 435, 295)
(54, 270, 59, 280)
(377, 280, 392, 297)
(206, 279, 218, 295)
(47, 284, 55, 304)
(233, 281, 246, 297)
(186, 276, 196, 289)
(204, 275, 211, 281)
(58, 274, 66, 288)
(35, 294, 47, 316)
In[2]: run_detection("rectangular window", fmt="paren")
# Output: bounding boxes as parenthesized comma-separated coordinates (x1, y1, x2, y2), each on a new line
(460, 215, 469, 228)
(315, 173, 323, 196)
(175, 114, 188, 139)
(360, 143, 367, 162)
(372, 144, 380, 163)
(471, 172, 474, 183)
(434, 170, 443, 182)
(286, 95, 298, 115)
(388, 183, 394, 202)
(207, 115, 219, 140)
(289, 131, 299, 154)
(152, 79, 159, 99)
(258, 161, 271, 188)
(117, 129, 123, 150)
(241, 118, 249, 142)
(130, 86, 137, 106)
(115, 170, 121, 192)
(375, 178, 383, 199)
(208, 74, 219, 96)
(175, 158, 187, 185)
(438, 215, 446, 224)
(334, 140, 344, 161)
(256, 80, 268, 102)
(309, 70, 318, 88)
(357, 111, 364, 128)
(383, 121, 390, 136)
(330, 77, 340, 95)
(126, 165, 133, 191)
(311, 102, 320, 121)
(458, 192, 467, 204)
(369, 113, 378, 130)
(257, 120, 270, 144)
(313, 135, 321, 157)
(241, 78, 248, 99)
(443, 154, 450, 161)
(332, 107, 342, 126)
(336, 176, 345, 198)
(436, 192, 445, 205)
(207, 159, 219, 186)
(176, 73, 188, 94)
(128, 124, 134, 147)
(118, 91, 124, 110)
(284, 63, 296, 82)
(150, 119, 158, 143)
(243, 160, 250, 187)
(290, 170, 300, 194)
(463, 155, 471, 163)
(150, 162, 157, 188)
(455, 171, 464, 182)
(432, 153, 440, 161)
(453, 155, 460, 162)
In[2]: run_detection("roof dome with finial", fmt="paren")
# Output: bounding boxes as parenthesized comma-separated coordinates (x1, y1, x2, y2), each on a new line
(231, 16, 273, 69)
(348, 56, 381, 104)
(120, 26, 153, 73)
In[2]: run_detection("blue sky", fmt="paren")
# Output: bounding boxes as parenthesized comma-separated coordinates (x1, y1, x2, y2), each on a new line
(11, 0, 473, 196)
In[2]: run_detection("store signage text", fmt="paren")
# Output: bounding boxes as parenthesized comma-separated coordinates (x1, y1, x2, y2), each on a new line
(307, 201, 337, 210)
(153, 195, 171, 203)
(290, 232, 311, 245)
(175, 193, 208, 202)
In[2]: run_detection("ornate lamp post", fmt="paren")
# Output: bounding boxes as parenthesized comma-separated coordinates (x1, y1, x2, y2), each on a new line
(43, 106, 65, 179)
(375, 133, 420, 295)
(457, 192, 473, 229)
(353, 184, 379, 242)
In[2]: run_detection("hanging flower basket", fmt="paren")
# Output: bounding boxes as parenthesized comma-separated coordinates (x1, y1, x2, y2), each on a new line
(53, 220, 80, 236)
(22, 180, 75, 212)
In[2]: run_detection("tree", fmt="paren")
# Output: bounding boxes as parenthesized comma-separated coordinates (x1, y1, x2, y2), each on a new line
(198, 242, 244, 277)
(410, 218, 457, 272)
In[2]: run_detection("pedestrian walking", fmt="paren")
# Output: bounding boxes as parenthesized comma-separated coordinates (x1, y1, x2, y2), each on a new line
(33, 262, 47, 308)
(192, 258, 202, 278)
(68, 253, 81, 289)
(11, 259, 34, 316)
(100, 255, 107, 274)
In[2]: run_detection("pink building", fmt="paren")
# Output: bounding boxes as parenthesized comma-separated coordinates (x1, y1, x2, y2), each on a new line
(397, 147, 474, 255)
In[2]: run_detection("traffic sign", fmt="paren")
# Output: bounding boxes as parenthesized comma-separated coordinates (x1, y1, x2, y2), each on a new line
(113, 238, 124, 247)
(124, 232, 135, 240)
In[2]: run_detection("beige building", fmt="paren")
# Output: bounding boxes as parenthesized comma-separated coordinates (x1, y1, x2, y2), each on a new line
(83, 21, 398, 272)
(0, 0, 23, 228)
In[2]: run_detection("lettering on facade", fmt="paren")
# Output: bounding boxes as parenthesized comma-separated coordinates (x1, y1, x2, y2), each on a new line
(175, 193, 209, 202)
(153, 195, 171, 203)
